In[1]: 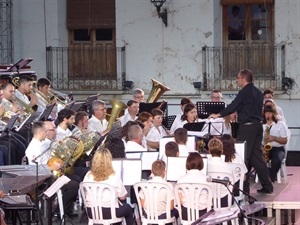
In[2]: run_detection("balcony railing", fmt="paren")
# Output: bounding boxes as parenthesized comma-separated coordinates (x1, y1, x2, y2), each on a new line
(202, 45, 286, 91)
(46, 46, 126, 91)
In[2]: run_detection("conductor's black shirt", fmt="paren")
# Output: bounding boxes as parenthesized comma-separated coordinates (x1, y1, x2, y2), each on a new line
(219, 83, 263, 123)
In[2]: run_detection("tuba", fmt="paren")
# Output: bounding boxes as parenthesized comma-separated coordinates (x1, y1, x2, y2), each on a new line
(47, 136, 84, 177)
(107, 99, 127, 130)
(146, 78, 170, 103)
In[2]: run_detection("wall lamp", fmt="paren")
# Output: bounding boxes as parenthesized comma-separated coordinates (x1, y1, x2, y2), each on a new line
(123, 80, 134, 92)
(282, 77, 294, 90)
(193, 82, 202, 94)
(150, 0, 168, 27)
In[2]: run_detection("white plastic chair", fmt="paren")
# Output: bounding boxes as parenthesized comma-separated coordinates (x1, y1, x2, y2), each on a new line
(230, 163, 246, 204)
(134, 181, 177, 225)
(174, 183, 213, 225)
(80, 182, 125, 225)
(277, 129, 291, 183)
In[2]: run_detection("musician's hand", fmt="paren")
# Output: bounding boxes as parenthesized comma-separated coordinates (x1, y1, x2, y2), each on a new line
(208, 113, 221, 119)
(11, 103, 21, 113)
(0, 106, 4, 117)
(0, 190, 5, 198)
(28, 92, 38, 106)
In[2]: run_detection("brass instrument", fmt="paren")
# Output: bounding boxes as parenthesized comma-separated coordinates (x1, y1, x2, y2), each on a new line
(146, 78, 170, 103)
(13, 94, 36, 114)
(107, 99, 127, 130)
(72, 129, 101, 154)
(263, 124, 272, 161)
(47, 136, 84, 177)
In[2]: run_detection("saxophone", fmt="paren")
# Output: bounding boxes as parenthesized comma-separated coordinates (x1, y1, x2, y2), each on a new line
(263, 124, 272, 162)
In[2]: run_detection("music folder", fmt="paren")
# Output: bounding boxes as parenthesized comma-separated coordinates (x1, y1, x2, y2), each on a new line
(183, 122, 206, 132)
(38, 103, 56, 121)
(0, 115, 19, 137)
(196, 101, 225, 119)
(139, 102, 167, 114)
(15, 111, 41, 132)
(70, 102, 86, 112)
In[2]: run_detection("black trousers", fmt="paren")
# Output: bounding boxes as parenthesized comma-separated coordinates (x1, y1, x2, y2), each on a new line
(237, 123, 273, 192)
(61, 179, 79, 215)
(269, 146, 285, 182)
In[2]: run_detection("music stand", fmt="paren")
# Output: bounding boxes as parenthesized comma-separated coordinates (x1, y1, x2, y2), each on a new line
(7, 58, 33, 72)
(0, 115, 19, 165)
(231, 122, 240, 139)
(139, 102, 167, 114)
(70, 102, 86, 112)
(38, 103, 56, 121)
(64, 101, 75, 110)
(196, 101, 225, 119)
(183, 122, 206, 132)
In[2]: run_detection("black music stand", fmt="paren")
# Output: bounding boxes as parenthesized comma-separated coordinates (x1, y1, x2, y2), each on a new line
(162, 115, 176, 130)
(64, 101, 75, 110)
(70, 102, 86, 112)
(0, 115, 19, 165)
(139, 102, 168, 114)
(38, 103, 56, 121)
(7, 58, 33, 72)
(183, 122, 206, 132)
(231, 122, 240, 139)
(196, 101, 225, 119)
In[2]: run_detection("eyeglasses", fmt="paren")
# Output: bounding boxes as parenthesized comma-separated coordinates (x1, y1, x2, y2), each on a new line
(95, 108, 107, 111)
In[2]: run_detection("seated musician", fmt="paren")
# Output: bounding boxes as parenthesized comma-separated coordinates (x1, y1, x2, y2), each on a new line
(14, 75, 38, 111)
(161, 141, 179, 164)
(174, 128, 197, 156)
(72, 111, 89, 134)
(210, 89, 223, 102)
(125, 124, 147, 152)
(35, 78, 51, 113)
(88, 100, 108, 135)
(264, 99, 286, 122)
(55, 108, 75, 141)
(119, 100, 139, 127)
(0, 83, 21, 115)
(0, 190, 7, 225)
(262, 105, 288, 182)
(177, 152, 212, 220)
(146, 108, 169, 151)
(137, 111, 153, 148)
(263, 88, 285, 119)
(83, 148, 134, 225)
(138, 160, 179, 219)
(170, 97, 193, 134)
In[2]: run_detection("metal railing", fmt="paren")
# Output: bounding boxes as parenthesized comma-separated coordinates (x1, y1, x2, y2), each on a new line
(46, 46, 126, 91)
(202, 45, 285, 91)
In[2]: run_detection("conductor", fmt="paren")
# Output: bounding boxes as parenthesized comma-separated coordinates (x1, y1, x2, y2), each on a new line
(209, 69, 273, 194)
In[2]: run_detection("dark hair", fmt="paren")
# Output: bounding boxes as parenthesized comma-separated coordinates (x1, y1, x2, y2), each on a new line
(0, 82, 13, 90)
(186, 152, 204, 171)
(56, 108, 76, 124)
(263, 88, 274, 97)
(180, 97, 192, 106)
(219, 134, 236, 162)
(32, 121, 45, 135)
(105, 137, 125, 158)
(74, 111, 88, 125)
(37, 78, 51, 88)
(165, 141, 179, 157)
(127, 99, 138, 107)
(137, 111, 152, 123)
(239, 69, 253, 82)
(174, 128, 188, 144)
(181, 103, 196, 121)
(19, 75, 34, 84)
(263, 105, 278, 123)
(151, 108, 163, 117)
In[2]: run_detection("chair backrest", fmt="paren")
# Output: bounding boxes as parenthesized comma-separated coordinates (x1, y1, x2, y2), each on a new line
(207, 172, 234, 210)
(284, 129, 292, 157)
(134, 181, 175, 224)
(79, 182, 123, 225)
(174, 183, 213, 224)
(230, 163, 246, 203)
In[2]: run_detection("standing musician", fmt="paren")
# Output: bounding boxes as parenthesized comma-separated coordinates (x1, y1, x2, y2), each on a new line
(119, 100, 139, 127)
(88, 100, 109, 135)
(209, 69, 273, 194)
(55, 108, 75, 141)
(262, 105, 288, 182)
(146, 108, 169, 151)
(14, 75, 38, 111)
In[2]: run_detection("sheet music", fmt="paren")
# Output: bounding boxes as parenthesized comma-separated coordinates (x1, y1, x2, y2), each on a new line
(15, 111, 41, 132)
(234, 141, 246, 162)
(112, 159, 142, 186)
(166, 157, 187, 181)
(141, 152, 159, 170)
(187, 131, 208, 138)
(112, 160, 123, 179)
(44, 175, 71, 198)
(125, 152, 142, 159)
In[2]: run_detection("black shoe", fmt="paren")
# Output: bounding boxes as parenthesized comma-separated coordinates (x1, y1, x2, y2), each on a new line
(257, 187, 273, 194)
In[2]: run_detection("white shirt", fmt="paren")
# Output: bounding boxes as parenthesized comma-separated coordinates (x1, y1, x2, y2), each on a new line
(125, 141, 147, 152)
(38, 138, 53, 165)
(146, 125, 168, 151)
(25, 138, 43, 165)
(170, 112, 183, 134)
(119, 113, 137, 127)
(14, 90, 30, 111)
(56, 126, 72, 141)
(88, 115, 108, 133)
(263, 121, 288, 148)
(177, 169, 212, 210)
(83, 171, 127, 208)
(139, 176, 174, 216)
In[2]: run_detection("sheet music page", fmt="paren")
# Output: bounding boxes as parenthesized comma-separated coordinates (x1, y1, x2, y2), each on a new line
(202, 157, 208, 175)
(141, 152, 159, 170)
(122, 160, 142, 186)
(166, 157, 187, 181)
(112, 160, 123, 179)
(159, 136, 175, 159)
(44, 175, 71, 198)
(187, 131, 208, 137)
(125, 152, 142, 159)
(234, 142, 246, 161)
